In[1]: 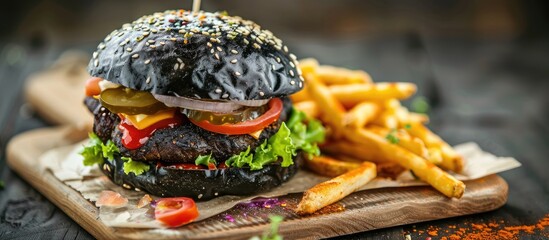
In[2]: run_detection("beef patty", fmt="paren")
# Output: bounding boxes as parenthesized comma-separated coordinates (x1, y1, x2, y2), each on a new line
(85, 97, 292, 163)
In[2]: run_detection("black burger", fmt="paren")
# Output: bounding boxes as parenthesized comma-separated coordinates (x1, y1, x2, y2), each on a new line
(81, 10, 325, 200)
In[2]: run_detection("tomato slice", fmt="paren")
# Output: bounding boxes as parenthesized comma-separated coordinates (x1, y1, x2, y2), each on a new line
(154, 197, 199, 227)
(189, 98, 283, 135)
(85, 77, 102, 97)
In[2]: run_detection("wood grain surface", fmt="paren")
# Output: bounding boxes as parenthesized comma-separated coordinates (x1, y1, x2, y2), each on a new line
(6, 126, 508, 240)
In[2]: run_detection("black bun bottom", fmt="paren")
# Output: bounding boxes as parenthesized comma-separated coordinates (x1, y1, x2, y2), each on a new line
(100, 154, 303, 200)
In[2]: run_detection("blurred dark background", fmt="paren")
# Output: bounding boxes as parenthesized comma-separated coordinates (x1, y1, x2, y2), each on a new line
(0, 0, 548, 239)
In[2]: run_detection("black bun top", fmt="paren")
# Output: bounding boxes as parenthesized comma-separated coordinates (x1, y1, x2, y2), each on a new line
(88, 10, 304, 100)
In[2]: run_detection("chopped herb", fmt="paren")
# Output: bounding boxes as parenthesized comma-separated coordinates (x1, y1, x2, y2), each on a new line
(249, 215, 284, 240)
(0, 180, 4, 190)
(404, 123, 412, 130)
(411, 96, 430, 114)
(385, 129, 400, 144)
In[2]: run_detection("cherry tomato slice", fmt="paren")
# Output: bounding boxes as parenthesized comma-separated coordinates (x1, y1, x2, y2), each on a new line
(189, 98, 283, 135)
(85, 77, 102, 96)
(154, 197, 199, 227)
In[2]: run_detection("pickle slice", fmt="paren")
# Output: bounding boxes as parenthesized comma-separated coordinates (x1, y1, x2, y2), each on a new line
(182, 105, 268, 125)
(100, 87, 167, 115)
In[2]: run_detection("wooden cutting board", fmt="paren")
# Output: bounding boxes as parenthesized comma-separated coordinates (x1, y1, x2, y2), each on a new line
(9, 52, 509, 239)
(7, 126, 508, 239)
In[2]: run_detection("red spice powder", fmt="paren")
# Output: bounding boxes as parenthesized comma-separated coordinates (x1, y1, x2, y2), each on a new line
(412, 214, 549, 240)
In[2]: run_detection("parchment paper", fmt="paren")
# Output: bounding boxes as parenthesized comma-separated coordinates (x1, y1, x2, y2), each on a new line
(40, 141, 520, 228)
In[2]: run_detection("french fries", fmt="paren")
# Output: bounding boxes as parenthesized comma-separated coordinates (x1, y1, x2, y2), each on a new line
(344, 128, 465, 198)
(297, 162, 377, 214)
(344, 102, 379, 128)
(316, 65, 372, 85)
(294, 58, 467, 214)
(305, 73, 346, 138)
(305, 155, 361, 177)
(293, 101, 319, 119)
(405, 122, 464, 173)
(329, 83, 417, 107)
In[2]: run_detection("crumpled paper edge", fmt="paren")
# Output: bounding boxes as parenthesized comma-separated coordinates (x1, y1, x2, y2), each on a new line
(39, 141, 520, 228)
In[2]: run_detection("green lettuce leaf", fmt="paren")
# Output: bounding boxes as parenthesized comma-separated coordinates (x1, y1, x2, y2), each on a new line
(121, 156, 150, 175)
(80, 132, 149, 176)
(195, 153, 217, 167)
(81, 133, 106, 166)
(221, 109, 326, 170)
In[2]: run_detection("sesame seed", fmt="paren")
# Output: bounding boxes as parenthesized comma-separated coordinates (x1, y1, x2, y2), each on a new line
(146, 77, 151, 84)
(231, 49, 238, 54)
(297, 68, 302, 75)
(132, 54, 139, 59)
(148, 39, 155, 43)
(216, 46, 223, 52)
(272, 64, 276, 70)
(179, 63, 185, 69)
(174, 63, 179, 70)
(290, 80, 296, 85)
(92, 52, 98, 59)
(126, 48, 132, 52)
(135, 188, 141, 192)
(290, 53, 297, 60)
(243, 39, 249, 45)
(94, 59, 99, 67)
(122, 183, 131, 189)
(198, 194, 203, 199)
(177, 58, 183, 63)
(290, 62, 295, 68)
(234, 71, 241, 76)
(207, 42, 212, 47)
(259, 91, 265, 96)
(160, 41, 165, 45)
(214, 53, 220, 60)
(276, 57, 281, 63)
(170, 37, 177, 41)
(222, 93, 229, 98)
(300, 76, 305, 81)
(144, 59, 151, 64)
(143, 32, 150, 36)
(210, 48, 215, 54)
(289, 70, 295, 77)
(231, 59, 238, 64)
(215, 88, 222, 93)
(299, 81, 303, 87)
(150, 45, 156, 49)
(253, 43, 261, 49)
(283, 46, 288, 52)
(214, 192, 219, 196)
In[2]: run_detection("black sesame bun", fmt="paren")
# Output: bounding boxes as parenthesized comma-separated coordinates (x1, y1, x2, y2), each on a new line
(101, 152, 304, 200)
(88, 10, 304, 100)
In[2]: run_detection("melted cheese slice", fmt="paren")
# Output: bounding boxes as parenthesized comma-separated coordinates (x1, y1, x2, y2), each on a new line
(122, 109, 176, 130)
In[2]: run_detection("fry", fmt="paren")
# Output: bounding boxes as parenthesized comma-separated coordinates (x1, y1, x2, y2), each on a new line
(344, 128, 465, 198)
(305, 155, 361, 177)
(406, 123, 464, 173)
(395, 106, 429, 126)
(372, 110, 399, 129)
(293, 101, 319, 119)
(344, 102, 379, 128)
(376, 161, 407, 179)
(329, 83, 417, 107)
(297, 162, 376, 214)
(306, 73, 346, 138)
(320, 140, 389, 163)
(290, 88, 311, 103)
(366, 126, 429, 160)
(297, 58, 319, 77)
(316, 65, 372, 85)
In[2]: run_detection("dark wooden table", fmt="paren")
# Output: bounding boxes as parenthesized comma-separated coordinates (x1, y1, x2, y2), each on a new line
(1, 1, 549, 239)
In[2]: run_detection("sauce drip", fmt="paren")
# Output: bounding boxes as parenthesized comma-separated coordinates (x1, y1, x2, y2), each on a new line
(118, 115, 182, 149)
